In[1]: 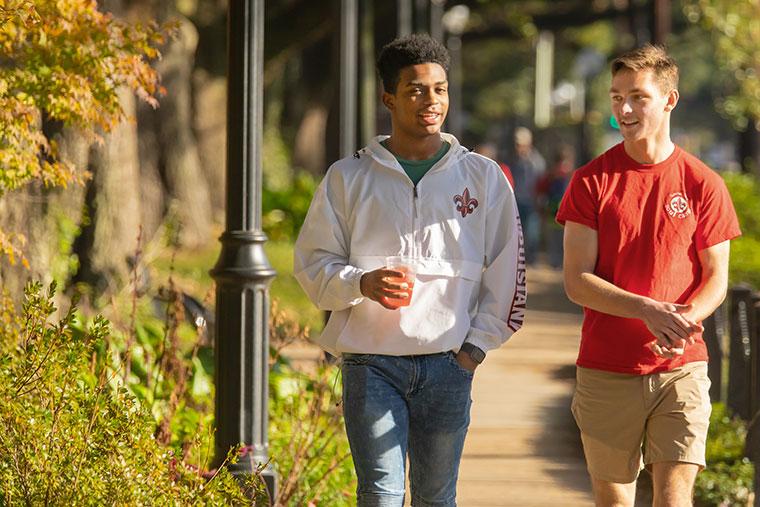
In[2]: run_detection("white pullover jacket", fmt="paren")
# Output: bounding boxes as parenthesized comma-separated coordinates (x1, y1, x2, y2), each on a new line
(294, 133, 526, 357)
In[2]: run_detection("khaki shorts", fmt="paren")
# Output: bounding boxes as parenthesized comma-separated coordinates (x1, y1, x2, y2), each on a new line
(571, 362, 711, 483)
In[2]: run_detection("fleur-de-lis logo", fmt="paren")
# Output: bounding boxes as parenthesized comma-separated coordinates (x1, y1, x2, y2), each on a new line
(454, 187, 479, 218)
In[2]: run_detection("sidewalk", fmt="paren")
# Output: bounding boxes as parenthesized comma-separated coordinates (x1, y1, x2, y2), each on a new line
(457, 264, 594, 506)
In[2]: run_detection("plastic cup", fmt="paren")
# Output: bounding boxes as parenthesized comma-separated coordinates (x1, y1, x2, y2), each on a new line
(383, 256, 417, 308)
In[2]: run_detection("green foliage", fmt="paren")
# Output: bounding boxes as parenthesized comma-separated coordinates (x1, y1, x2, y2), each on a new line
(0, 281, 253, 505)
(269, 362, 355, 505)
(151, 238, 324, 333)
(267, 305, 356, 505)
(724, 172, 760, 288)
(0, 277, 354, 504)
(684, 0, 760, 130)
(695, 403, 754, 507)
(263, 170, 318, 243)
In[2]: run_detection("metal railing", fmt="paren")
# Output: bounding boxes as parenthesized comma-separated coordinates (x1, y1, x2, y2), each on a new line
(707, 285, 760, 505)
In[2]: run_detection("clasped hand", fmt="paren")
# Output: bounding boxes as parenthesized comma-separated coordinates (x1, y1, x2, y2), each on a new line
(641, 300, 703, 358)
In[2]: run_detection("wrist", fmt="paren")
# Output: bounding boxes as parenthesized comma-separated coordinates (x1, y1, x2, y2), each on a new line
(636, 296, 657, 319)
(359, 273, 369, 297)
(459, 342, 486, 364)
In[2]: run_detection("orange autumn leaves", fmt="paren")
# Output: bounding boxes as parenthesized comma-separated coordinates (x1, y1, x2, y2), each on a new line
(0, 0, 170, 265)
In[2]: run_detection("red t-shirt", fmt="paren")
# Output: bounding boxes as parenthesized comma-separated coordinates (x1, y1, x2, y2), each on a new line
(499, 162, 515, 189)
(556, 143, 741, 374)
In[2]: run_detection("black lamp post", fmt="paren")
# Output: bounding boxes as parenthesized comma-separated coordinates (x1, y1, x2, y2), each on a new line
(211, 0, 276, 497)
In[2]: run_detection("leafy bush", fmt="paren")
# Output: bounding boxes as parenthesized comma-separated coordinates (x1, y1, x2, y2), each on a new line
(695, 403, 754, 507)
(268, 303, 356, 506)
(724, 172, 760, 289)
(0, 282, 252, 505)
(0, 275, 355, 505)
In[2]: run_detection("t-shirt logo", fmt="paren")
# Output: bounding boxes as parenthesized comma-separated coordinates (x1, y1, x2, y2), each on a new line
(665, 192, 692, 219)
(454, 187, 479, 217)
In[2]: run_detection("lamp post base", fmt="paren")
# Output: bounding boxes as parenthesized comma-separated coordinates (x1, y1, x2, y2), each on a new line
(228, 459, 277, 502)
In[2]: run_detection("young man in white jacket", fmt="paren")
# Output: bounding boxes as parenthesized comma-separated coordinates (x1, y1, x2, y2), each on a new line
(294, 34, 525, 507)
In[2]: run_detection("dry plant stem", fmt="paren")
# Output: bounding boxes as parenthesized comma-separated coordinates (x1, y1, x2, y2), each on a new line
(197, 424, 214, 481)
(154, 287, 186, 444)
(150, 246, 182, 409)
(256, 465, 274, 507)
(297, 391, 344, 475)
(309, 452, 353, 502)
(279, 387, 326, 503)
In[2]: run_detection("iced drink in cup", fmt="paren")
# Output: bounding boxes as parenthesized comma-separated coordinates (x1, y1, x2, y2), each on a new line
(383, 256, 417, 309)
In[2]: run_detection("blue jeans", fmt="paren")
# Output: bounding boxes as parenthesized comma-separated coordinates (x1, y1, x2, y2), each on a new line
(341, 352, 473, 507)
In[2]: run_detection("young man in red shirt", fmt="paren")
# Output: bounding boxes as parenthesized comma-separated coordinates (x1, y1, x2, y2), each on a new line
(557, 45, 741, 506)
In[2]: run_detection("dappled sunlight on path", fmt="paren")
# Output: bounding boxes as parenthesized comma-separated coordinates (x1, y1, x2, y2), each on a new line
(457, 263, 594, 506)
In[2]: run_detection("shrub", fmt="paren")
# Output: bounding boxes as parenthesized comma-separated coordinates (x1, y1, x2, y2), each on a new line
(267, 302, 356, 506)
(0, 282, 253, 505)
(695, 403, 754, 507)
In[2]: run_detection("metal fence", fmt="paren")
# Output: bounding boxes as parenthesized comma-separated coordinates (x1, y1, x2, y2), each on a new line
(707, 285, 760, 504)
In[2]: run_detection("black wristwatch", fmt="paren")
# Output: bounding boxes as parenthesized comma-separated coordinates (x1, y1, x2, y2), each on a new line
(459, 343, 486, 364)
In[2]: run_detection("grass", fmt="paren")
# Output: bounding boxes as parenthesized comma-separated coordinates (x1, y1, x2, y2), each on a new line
(151, 238, 324, 334)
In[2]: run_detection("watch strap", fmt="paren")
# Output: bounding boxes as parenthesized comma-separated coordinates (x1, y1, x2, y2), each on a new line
(460, 342, 486, 364)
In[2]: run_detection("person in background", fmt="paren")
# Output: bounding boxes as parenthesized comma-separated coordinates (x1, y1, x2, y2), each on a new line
(474, 141, 515, 189)
(536, 143, 574, 269)
(509, 126, 545, 264)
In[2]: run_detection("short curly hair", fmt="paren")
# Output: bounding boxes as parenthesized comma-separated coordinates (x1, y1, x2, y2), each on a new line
(376, 34, 450, 94)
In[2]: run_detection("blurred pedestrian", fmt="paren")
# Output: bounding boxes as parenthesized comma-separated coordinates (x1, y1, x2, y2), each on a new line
(536, 144, 574, 268)
(294, 34, 525, 506)
(558, 44, 741, 506)
(474, 141, 515, 189)
(509, 126, 545, 264)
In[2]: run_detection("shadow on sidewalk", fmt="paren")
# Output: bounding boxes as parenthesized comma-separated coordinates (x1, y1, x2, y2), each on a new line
(529, 364, 593, 497)
(531, 365, 656, 507)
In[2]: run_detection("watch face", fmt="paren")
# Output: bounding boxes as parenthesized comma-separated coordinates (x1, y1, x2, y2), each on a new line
(470, 348, 485, 363)
(463, 343, 485, 363)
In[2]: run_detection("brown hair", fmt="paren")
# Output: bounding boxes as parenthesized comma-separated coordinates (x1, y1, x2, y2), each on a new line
(611, 44, 679, 93)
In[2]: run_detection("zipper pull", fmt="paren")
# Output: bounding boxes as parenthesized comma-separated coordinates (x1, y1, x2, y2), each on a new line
(413, 187, 418, 198)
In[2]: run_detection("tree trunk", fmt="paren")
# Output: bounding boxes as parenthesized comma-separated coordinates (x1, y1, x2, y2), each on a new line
(73, 89, 142, 291)
(0, 128, 89, 298)
(193, 69, 227, 222)
(152, 15, 213, 247)
(291, 36, 336, 176)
